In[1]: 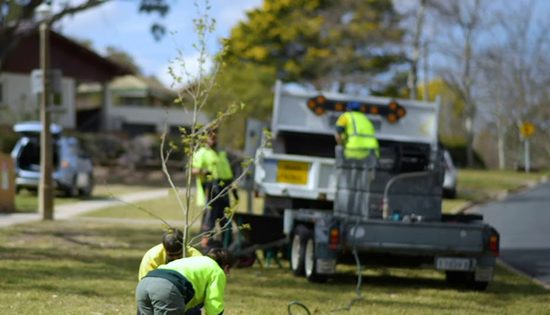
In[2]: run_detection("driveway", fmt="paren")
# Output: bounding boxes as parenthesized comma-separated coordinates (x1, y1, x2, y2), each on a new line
(470, 181, 550, 288)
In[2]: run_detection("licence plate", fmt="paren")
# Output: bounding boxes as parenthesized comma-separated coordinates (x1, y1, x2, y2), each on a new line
(276, 160, 309, 185)
(435, 257, 474, 271)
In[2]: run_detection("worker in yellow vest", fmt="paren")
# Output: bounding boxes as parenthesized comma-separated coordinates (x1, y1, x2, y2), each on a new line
(192, 129, 235, 250)
(138, 228, 202, 281)
(136, 248, 234, 315)
(334, 101, 380, 160)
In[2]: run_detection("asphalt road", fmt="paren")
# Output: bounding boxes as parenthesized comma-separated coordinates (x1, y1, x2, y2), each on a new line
(471, 181, 550, 288)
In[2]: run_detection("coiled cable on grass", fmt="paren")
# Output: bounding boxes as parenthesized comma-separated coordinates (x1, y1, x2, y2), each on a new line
(287, 301, 311, 315)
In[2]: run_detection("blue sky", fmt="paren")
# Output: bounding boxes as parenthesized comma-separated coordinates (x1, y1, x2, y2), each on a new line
(57, 0, 262, 86)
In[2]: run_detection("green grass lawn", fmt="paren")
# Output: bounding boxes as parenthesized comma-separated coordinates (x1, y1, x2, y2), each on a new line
(3, 170, 548, 314)
(0, 220, 548, 314)
(455, 169, 546, 202)
(14, 184, 158, 213)
(83, 193, 198, 221)
(81, 190, 263, 220)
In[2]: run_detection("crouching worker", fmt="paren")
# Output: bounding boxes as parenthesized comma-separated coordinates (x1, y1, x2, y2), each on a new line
(136, 248, 234, 315)
(138, 228, 202, 281)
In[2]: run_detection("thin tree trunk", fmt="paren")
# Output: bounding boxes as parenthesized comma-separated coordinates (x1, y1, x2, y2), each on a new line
(409, 0, 426, 100)
(422, 41, 429, 101)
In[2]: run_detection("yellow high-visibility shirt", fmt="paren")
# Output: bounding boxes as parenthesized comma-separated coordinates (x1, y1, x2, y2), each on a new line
(217, 151, 234, 182)
(138, 244, 202, 280)
(192, 147, 234, 206)
(158, 256, 226, 315)
(336, 111, 379, 159)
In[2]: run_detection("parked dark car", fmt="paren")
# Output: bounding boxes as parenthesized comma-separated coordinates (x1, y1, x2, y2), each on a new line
(10, 121, 94, 197)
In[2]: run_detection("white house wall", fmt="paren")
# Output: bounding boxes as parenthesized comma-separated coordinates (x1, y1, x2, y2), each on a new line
(0, 72, 75, 128)
(52, 77, 75, 128)
(106, 105, 209, 133)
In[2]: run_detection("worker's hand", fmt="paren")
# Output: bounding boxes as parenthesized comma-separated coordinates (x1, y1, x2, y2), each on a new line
(201, 169, 211, 176)
(191, 167, 208, 176)
(201, 170, 212, 181)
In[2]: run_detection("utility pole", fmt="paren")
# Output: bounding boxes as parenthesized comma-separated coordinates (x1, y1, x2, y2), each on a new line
(37, 3, 54, 220)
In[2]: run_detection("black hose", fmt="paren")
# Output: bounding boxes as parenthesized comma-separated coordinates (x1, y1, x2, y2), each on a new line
(331, 218, 364, 312)
(287, 301, 312, 315)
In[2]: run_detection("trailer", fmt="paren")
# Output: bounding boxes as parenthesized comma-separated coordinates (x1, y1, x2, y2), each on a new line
(253, 81, 499, 290)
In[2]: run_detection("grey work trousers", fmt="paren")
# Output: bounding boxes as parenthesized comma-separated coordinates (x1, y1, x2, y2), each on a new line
(136, 277, 186, 315)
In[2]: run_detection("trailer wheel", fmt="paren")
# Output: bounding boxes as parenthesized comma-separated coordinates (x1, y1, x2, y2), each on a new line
(304, 233, 328, 283)
(290, 225, 308, 276)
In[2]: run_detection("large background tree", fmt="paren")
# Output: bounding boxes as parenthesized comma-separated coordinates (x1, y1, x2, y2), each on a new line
(105, 46, 142, 74)
(429, 0, 490, 167)
(476, 0, 550, 169)
(411, 0, 549, 169)
(224, 0, 404, 92)
(203, 0, 406, 150)
(0, 0, 172, 71)
(207, 63, 275, 149)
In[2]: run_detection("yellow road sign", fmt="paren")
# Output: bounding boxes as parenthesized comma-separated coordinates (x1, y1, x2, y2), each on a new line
(520, 122, 535, 138)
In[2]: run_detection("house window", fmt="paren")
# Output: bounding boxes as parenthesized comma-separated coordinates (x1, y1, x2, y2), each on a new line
(115, 96, 145, 106)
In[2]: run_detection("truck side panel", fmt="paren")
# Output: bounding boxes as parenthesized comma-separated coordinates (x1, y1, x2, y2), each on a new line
(344, 220, 486, 255)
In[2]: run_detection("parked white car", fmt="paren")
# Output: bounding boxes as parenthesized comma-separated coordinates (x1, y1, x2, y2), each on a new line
(11, 121, 94, 197)
(442, 150, 457, 199)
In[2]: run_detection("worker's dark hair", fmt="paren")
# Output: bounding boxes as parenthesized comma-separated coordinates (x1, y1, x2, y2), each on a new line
(207, 247, 235, 269)
(162, 228, 183, 256)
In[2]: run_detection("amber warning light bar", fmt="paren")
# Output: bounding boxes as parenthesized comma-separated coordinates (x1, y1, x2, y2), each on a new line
(306, 95, 407, 124)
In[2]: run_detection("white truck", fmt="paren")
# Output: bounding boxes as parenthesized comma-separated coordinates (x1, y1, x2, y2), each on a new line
(254, 81, 499, 290)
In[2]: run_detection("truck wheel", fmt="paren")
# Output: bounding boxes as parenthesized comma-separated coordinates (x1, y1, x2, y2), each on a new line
(290, 225, 308, 276)
(304, 233, 328, 283)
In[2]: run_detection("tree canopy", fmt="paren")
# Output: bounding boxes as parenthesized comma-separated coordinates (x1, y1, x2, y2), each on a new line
(105, 46, 142, 74)
(224, 0, 404, 92)
(198, 0, 407, 149)
(207, 63, 276, 149)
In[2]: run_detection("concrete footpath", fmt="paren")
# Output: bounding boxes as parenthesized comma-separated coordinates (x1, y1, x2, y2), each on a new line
(0, 189, 169, 228)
